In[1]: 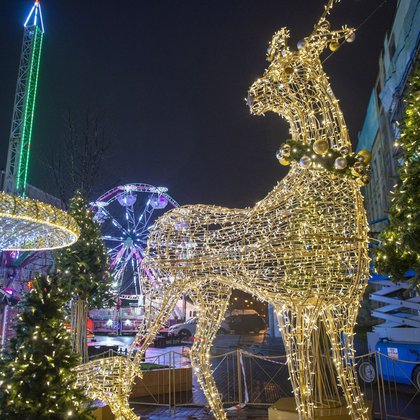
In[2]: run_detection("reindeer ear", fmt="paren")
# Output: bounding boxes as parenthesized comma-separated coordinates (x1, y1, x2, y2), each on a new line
(267, 28, 290, 62)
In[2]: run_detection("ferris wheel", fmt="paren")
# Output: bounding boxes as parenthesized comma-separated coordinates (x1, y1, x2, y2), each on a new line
(90, 184, 179, 303)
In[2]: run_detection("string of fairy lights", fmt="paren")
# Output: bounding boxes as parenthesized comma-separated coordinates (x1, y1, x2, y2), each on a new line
(75, 1, 372, 419)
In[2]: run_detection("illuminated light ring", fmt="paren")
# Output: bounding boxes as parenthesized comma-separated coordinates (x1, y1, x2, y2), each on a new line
(90, 183, 179, 300)
(0, 192, 79, 251)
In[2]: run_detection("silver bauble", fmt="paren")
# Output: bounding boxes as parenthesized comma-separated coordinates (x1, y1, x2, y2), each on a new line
(299, 155, 311, 169)
(346, 32, 356, 43)
(354, 162, 364, 173)
(297, 39, 306, 50)
(339, 146, 350, 156)
(334, 157, 347, 170)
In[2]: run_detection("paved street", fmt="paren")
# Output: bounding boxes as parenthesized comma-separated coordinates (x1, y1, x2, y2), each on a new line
(91, 333, 282, 418)
(90, 333, 420, 420)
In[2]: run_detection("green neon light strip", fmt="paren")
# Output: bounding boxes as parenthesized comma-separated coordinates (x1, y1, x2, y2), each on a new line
(23, 29, 43, 193)
(16, 26, 43, 196)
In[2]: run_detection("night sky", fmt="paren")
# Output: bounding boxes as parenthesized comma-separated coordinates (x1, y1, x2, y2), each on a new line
(0, 0, 396, 208)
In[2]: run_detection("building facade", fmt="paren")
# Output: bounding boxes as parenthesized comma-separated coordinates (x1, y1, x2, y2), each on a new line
(356, 0, 420, 232)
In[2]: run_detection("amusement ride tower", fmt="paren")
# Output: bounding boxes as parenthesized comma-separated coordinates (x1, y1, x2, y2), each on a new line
(4, 0, 44, 196)
(1, 1, 46, 348)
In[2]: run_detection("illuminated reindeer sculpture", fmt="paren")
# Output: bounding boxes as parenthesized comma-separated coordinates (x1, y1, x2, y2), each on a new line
(75, 2, 372, 419)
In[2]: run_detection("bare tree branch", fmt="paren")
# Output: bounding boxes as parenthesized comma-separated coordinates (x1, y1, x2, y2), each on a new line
(47, 110, 110, 204)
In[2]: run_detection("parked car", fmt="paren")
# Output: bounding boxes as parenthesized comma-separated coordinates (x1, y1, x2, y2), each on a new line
(168, 312, 266, 338)
(225, 312, 266, 334)
(168, 317, 205, 339)
(358, 340, 420, 388)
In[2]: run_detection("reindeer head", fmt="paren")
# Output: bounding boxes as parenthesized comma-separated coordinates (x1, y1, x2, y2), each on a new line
(247, 0, 355, 151)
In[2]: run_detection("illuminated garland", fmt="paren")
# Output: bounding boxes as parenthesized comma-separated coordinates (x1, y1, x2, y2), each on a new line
(276, 139, 372, 185)
(376, 61, 420, 284)
(0, 192, 80, 250)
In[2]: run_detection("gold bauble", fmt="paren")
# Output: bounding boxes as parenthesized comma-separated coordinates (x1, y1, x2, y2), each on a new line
(313, 139, 329, 155)
(329, 41, 340, 52)
(351, 168, 361, 178)
(357, 149, 372, 164)
(361, 175, 370, 184)
(279, 158, 291, 166)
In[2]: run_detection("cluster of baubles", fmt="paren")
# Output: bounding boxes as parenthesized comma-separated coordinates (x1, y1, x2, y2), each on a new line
(276, 139, 372, 185)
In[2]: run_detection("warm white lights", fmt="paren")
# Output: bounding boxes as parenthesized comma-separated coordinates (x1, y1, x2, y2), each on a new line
(74, 2, 370, 419)
(0, 192, 79, 251)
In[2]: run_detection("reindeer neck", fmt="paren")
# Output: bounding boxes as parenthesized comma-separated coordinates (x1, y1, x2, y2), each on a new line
(254, 164, 357, 212)
(286, 81, 351, 151)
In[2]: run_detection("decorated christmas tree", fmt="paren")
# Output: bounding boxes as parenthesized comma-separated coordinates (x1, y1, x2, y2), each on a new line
(376, 62, 420, 286)
(0, 275, 93, 419)
(55, 192, 112, 362)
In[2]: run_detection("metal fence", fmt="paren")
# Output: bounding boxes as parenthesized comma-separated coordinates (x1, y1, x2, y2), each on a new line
(125, 348, 420, 419)
(356, 352, 420, 420)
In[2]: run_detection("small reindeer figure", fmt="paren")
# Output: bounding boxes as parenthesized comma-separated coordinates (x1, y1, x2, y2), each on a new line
(75, 2, 371, 419)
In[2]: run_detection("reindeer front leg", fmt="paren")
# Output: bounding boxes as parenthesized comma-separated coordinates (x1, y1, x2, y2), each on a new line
(189, 282, 231, 420)
(108, 395, 138, 420)
(323, 304, 370, 420)
(276, 304, 321, 420)
(75, 356, 138, 420)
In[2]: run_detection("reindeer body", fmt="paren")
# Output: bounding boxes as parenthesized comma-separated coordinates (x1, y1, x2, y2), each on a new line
(75, 2, 371, 419)
(146, 166, 367, 303)
(137, 169, 369, 420)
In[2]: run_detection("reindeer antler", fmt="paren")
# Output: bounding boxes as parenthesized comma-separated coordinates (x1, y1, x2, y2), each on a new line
(302, 0, 354, 55)
(313, 0, 337, 33)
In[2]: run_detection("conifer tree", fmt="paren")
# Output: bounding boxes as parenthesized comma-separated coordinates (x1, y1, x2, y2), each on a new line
(0, 275, 93, 419)
(55, 192, 112, 362)
(376, 63, 420, 286)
